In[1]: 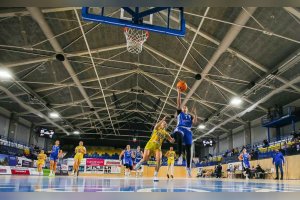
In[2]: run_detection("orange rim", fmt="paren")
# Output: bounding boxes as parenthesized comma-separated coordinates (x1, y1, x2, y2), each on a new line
(145, 31, 150, 39)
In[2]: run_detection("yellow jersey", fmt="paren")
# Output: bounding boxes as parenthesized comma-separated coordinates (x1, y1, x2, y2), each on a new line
(167, 151, 176, 161)
(75, 146, 86, 155)
(149, 128, 169, 146)
(38, 153, 47, 161)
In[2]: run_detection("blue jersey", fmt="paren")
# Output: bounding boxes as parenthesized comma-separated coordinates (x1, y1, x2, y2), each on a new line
(123, 150, 133, 166)
(124, 150, 132, 159)
(176, 110, 193, 128)
(135, 151, 142, 163)
(50, 145, 60, 158)
(242, 153, 250, 168)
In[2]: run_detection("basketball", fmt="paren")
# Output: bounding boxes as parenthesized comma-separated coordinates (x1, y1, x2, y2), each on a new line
(177, 80, 188, 92)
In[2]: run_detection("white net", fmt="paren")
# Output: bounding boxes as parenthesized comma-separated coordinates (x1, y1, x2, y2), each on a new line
(124, 27, 149, 54)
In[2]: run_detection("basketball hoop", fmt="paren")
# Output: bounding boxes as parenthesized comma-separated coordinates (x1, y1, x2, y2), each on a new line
(124, 27, 149, 54)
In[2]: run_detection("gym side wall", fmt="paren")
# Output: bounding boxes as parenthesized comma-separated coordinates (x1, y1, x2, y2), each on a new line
(201, 154, 300, 180)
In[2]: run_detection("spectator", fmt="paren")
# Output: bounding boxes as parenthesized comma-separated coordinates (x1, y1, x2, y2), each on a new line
(231, 148, 235, 155)
(250, 165, 256, 178)
(216, 163, 222, 178)
(30, 144, 34, 154)
(255, 164, 265, 179)
(249, 149, 255, 158)
(223, 150, 228, 158)
(227, 164, 234, 179)
(263, 139, 270, 148)
(273, 149, 285, 180)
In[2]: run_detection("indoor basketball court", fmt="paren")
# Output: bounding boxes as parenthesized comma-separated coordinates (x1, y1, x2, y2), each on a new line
(0, 4, 300, 193)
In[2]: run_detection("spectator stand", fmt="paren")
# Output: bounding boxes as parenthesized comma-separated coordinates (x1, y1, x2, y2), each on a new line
(262, 106, 300, 142)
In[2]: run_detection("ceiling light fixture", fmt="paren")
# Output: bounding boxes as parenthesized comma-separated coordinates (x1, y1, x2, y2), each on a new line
(198, 124, 206, 129)
(230, 97, 242, 106)
(0, 69, 12, 79)
(49, 112, 60, 119)
(73, 130, 80, 135)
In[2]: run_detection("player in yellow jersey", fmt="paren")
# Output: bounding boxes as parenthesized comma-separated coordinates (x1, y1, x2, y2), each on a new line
(37, 150, 47, 176)
(71, 141, 86, 176)
(134, 116, 175, 182)
(165, 146, 176, 179)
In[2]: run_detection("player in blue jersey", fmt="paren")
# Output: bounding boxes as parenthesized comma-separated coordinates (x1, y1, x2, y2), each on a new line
(238, 148, 251, 180)
(172, 88, 197, 177)
(48, 140, 60, 177)
(119, 145, 134, 177)
(133, 146, 143, 177)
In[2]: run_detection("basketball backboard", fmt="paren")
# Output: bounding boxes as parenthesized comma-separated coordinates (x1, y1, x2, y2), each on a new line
(81, 7, 185, 37)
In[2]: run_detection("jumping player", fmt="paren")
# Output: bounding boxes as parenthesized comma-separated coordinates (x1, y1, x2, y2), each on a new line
(36, 150, 47, 175)
(173, 88, 197, 177)
(119, 145, 134, 177)
(134, 116, 175, 182)
(71, 141, 86, 176)
(165, 146, 176, 179)
(48, 140, 60, 177)
(238, 148, 251, 180)
(134, 146, 143, 177)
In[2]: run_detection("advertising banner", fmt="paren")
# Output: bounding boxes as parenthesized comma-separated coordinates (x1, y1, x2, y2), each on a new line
(55, 164, 69, 176)
(11, 168, 30, 175)
(22, 160, 32, 167)
(0, 166, 11, 174)
(110, 166, 121, 174)
(8, 156, 17, 166)
(66, 158, 86, 166)
(86, 158, 105, 166)
(17, 157, 32, 167)
(29, 168, 40, 175)
(147, 161, 156, 166)
(104, 159, 121, 166)
(85, 166, 104, 174)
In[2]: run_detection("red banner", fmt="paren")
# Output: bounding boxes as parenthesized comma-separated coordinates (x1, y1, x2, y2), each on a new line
(104, 159, 122, 166)
(86, 158, 104, 166)
(11, 169, 30, 175)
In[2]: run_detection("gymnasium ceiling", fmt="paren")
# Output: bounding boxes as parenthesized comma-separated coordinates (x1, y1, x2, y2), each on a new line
(0, 7, 299, 146)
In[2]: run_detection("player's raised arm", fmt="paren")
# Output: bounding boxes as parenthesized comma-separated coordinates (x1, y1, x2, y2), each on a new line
(192, 107, 198, 124)
(167, 134, 175, 143)
(154, 116, 166, 130)
(177, 88, 181, 109)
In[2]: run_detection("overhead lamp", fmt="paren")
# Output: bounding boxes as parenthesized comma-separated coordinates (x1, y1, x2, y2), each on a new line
(49, 112, 60, 119)
(0, 69, 12, 79)
(198, 124, 206, 129)
(230, 97, 242, 106)
(73, 130, 80, 135)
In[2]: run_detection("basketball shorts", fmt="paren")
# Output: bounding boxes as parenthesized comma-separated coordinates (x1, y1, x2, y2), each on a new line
(123, 159, 133, 170)
(173, 126, 193, 145)
(135, 158, 142, 164)
(242, 161, 250, 169)
(167, 159, 175, 166)
(74, 153, 84, 163)
(37, 160, 45, 166)
(145, 141, 161, 152)
(50, 155, 58, 162)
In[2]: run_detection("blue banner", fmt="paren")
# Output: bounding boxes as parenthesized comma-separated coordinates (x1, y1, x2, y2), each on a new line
(8, 156, 17, 166)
